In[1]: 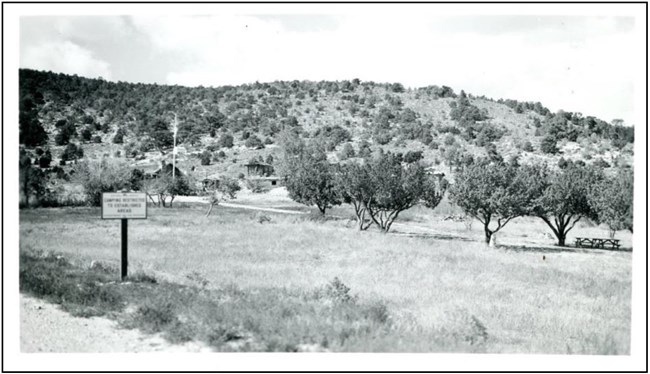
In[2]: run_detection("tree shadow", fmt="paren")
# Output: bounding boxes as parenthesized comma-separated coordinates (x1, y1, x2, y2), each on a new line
(390, 231, 475, 242)
(499, 243, 633, 254)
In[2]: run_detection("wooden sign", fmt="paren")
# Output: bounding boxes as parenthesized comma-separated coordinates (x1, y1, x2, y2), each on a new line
(102, 192, 147, 219)
(101, 192, 147, 280)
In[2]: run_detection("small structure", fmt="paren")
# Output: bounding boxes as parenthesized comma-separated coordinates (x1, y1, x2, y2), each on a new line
(249, 176, 283, 188)
(425, 167, 445, 178)
(244, 162, 274, 177)
(201, 174, 221, 191)
(144, 161, 183, 180)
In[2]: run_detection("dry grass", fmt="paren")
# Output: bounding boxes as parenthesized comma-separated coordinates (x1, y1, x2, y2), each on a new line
(19, 204, 631, 354)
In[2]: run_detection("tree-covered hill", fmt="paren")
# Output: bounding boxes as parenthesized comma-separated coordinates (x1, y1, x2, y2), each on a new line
(19, 68, 634, 178)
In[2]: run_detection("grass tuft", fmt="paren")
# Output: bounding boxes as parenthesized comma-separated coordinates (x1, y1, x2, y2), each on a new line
(20, 250, 124, 317)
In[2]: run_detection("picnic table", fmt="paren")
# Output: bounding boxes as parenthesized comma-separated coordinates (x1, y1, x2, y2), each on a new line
(575, 237, 621, 250)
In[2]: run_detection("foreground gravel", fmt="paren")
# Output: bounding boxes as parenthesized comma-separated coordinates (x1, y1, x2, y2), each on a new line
(20, 294, 212, 353)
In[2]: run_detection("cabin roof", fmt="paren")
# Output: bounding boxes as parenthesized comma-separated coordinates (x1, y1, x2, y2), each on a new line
(244, 162, 272, 167)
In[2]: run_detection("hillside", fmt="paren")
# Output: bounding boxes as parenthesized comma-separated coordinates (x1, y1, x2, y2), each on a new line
(18, 69, 634, 184)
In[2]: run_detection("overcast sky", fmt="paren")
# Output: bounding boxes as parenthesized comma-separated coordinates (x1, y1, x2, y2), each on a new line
(20, 14, 638, 124)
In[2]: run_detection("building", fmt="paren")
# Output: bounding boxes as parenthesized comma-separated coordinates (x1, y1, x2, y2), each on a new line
(424, 167, 446, 183)
(248, 175, 283, 188)
(244, 161, 274, 177)
(144, 161, 183, 179)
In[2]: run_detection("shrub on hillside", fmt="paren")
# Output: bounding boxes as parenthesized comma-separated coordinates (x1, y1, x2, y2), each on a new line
(218, 133, 234, 148)
(245, 135, 264, 149)
(338, 143, 356, 160)
(38, 149, 52, 168)
(61, 143, 84, 162)
(200, 150, 211, 165)
(113, 128, 126, 144)
(540, 136, 559, 154)
(522, 141, 534, 152)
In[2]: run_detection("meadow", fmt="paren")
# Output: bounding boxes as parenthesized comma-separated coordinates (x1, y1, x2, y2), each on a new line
(19, 196, 632, 354)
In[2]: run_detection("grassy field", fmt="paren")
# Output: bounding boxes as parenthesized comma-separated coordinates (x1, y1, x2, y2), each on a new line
(19, 198, 632, 354)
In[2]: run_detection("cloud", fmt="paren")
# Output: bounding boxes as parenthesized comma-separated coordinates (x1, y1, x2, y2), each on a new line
(22, 40, 112, 80)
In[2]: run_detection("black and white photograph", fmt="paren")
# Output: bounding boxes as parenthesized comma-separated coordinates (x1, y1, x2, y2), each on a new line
(3, 2, 647, 372)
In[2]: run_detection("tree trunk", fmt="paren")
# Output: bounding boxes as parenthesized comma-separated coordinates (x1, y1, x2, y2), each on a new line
(557, 233, 566, 247)
(205, 203, 215, 217)
(484, 224, 492, 244)
(356, 208, 371, 231)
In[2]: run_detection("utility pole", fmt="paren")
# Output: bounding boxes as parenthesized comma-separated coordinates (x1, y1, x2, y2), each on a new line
(172, 112, 178, 180)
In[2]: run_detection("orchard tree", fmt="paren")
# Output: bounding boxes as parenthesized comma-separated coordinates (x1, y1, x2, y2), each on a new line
(284, 146, 341, 215)
(588, 169, 633, 236)
(363, 152, 443, 233)
(275, 127, 306, 179)
(336, 162, 374, 230)
(450, 160, 544, 244)
(531, 164, 602, 246)
(205, 177, 241, 217)
(141, 174, 193, 208)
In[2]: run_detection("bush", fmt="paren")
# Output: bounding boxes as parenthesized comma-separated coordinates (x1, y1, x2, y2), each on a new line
(200, 150, 211, 165)
(540, 136, 559, 154)
(245, 135, 265, 149)
(72, 159, 132, 206)
(593, 158, 610, 168)
(522, 141, 534, 152)
(246, 179, 269, 194)
(404, 150, 423, 163)
(338, 143, 356, 160)
(38, 149, 52, 168)
(444, 134, 456, 146)
(61, 143, 84, 162)
(218, 133, 234, 148)
(113, 128, 126, 144)
(373, 131, 392, 145)
(81, 127, 92, 142)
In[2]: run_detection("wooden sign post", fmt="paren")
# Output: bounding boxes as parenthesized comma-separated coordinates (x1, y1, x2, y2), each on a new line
(101, 192, 147, 280)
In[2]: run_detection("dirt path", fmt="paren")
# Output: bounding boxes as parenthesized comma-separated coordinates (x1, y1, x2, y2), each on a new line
(219, 202, 305, 215)
(20, 294, 211, 353)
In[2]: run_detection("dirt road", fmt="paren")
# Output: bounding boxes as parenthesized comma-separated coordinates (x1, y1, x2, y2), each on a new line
(20, 294, 211, 353)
